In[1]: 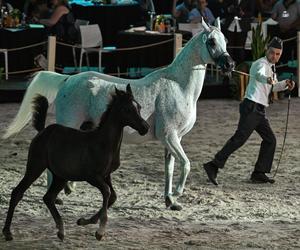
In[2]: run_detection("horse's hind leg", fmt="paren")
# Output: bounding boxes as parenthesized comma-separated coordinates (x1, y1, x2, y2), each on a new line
(106, 175, 117, 208)
(164, 148, 175, 208)
(43, 174, 67, 241)
(3, 169, 44, 241)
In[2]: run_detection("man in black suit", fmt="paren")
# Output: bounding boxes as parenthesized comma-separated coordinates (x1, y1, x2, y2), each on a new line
(223, 0, 256, 64)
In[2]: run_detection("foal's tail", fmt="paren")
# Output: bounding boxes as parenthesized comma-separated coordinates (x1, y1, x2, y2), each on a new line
(2, 71, 69, 139)
(32, 95, 49, 132)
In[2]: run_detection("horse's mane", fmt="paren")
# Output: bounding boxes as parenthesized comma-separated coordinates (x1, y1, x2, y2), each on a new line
(96, 91, 131, 129)
(96, 93, 116, 129)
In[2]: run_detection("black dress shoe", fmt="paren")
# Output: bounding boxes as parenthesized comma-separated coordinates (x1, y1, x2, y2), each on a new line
(250, 172, 275, 184)
(203, 161, 219, 185)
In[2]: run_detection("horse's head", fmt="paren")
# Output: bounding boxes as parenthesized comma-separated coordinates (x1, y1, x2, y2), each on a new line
(114, 84, 149, 135)
(200, 18, 235, 74)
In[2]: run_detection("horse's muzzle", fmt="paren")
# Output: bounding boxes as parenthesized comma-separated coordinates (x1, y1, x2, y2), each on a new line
(220, 54, 235, 74)
(138, 120, 150, 136)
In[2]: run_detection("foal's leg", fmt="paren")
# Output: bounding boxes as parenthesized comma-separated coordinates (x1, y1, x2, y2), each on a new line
(3, 169, 44, 241)
(78, 177, 111, 241)
(106, 175, 117, 208)
(43, 174, 67, 241)
(77, 175, 115, 226)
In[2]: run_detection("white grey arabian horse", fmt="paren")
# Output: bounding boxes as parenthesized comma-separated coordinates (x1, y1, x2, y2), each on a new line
(4, 19, 234, 210)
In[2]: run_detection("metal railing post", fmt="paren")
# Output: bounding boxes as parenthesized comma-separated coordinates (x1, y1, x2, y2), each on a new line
(47, 36, 56, 72)
(173, 33, 182, 58)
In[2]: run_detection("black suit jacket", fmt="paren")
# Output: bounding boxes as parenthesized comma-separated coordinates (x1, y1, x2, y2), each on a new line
(223, 0, 255, 32)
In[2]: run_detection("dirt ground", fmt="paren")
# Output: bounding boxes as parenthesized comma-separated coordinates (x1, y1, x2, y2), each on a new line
(0, 98, 299, 249)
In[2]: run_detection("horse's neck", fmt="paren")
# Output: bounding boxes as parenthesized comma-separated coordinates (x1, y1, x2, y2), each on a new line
(96, 113, 123, 151)
(166, 36, 206, 100)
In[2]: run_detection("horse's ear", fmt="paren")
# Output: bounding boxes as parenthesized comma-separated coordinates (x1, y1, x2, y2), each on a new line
(126, 84, 132, 95)
(115, 86, 121, 96)
(201, 17, 210, 32)
(214, 17, 221, 30)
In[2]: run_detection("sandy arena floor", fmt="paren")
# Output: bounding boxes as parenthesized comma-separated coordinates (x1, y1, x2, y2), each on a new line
(0, 98, 299, 249)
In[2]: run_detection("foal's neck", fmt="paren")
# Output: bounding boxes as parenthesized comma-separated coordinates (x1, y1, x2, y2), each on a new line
(96, 109, 124, 150)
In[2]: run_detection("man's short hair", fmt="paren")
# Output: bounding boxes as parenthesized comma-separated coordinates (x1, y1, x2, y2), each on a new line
(268, 37, 283, 50)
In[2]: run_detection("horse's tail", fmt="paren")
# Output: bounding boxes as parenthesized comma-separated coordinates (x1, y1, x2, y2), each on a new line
(32, 94, 49, 132)
(2, 71, 69, 139)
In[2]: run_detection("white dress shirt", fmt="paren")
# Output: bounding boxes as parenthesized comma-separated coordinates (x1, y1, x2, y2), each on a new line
(244, 56, 288, 107)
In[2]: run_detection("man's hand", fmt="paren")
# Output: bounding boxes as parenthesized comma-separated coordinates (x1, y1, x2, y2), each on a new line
(286, 79, 295, 91)
(267, 77, 275, 85)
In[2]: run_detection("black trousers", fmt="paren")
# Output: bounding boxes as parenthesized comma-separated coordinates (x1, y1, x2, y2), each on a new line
(213, 98, 276, 173)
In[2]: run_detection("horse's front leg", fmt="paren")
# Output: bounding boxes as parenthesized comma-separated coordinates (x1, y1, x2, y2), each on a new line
(84, 177, 110, 241)
(77, 175, 116, 226)
(164, 133, 190, 210)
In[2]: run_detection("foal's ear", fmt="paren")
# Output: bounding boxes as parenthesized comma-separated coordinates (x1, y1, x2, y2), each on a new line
(126, 84, 132, 95)
(115, 86, 121, 96)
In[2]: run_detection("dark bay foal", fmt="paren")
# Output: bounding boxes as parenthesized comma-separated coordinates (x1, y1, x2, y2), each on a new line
(2, 84, 149, 241)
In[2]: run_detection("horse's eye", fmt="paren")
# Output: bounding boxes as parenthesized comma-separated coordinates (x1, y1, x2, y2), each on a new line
(207, 38, 216, 48)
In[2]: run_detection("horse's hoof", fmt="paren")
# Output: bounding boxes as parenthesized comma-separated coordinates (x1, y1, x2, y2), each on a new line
(55, 197, 63, 205)
(165, 196, 172, 208)
(95, 231, 103, 241)
(3, 230, 13, 241)
(57, 231, 64, 241)
(77, 218, 85, 226)
(64, 185, 72, 195)
(170, 203, 183, 211)
(64, 182, 76, 195)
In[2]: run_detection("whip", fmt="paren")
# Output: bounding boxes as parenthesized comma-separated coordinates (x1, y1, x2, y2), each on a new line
(272, 75, 293, 178)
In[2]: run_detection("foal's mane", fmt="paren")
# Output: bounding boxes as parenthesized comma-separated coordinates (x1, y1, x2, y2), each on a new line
(96, 91, 131, 129)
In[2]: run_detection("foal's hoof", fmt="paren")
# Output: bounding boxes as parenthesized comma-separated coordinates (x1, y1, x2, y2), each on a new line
(55, 197, 63, 205)
(3, 230, 13, 241)
(57, 231, 64, 241)
(95, 231, 103, 241)
(77, 218, 86, 226)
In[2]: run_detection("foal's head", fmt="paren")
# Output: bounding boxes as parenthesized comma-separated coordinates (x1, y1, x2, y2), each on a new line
(107, 84, 149, 135)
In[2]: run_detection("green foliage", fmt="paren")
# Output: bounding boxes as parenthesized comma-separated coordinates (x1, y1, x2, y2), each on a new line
(11, 8, 21, 19)
(155, 15, 166, 24)
(251, 23, 270, 61)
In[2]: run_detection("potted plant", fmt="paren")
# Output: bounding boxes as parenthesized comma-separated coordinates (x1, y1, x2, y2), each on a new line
(10, 8, 21, 26)
(231, 22, 270, 99)
(251, 22, 270, 61)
